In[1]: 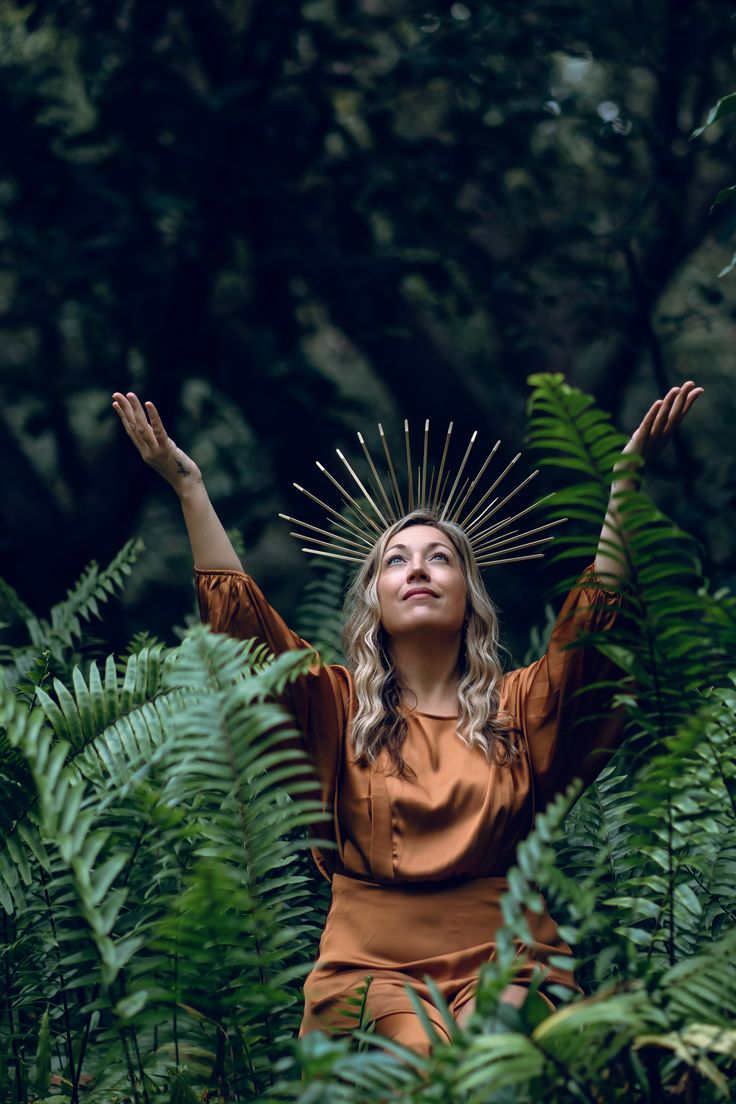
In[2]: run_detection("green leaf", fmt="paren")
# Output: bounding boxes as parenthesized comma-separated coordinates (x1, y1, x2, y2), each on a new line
(692, 91, 736, 139)
(114, 990, 149, 1021)
(718, 251, 736, 279)
(33, 1008, 51, 1095)
(710, 184, 736, 211)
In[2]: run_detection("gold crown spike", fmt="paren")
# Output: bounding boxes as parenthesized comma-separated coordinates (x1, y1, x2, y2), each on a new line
(315, 461, 383, 537)
(303, 547, 364, 563)
(293, 482, 372, 543)
(432, 422, 453, 510)
(427, 465, 437, 506)
(336, 449, 388, 527)
(461, 453, 522, 532)
(440, 431, 477, 521)
(448, 440, 501, 523)
(475, 495, 560, 547)
(379, 424, 404, 515)
(283, 421, 565, 568)
(357, 431, 396, 520)
(476, 553, 545, 567)
(472, 519, 564, 557)
(464, 469, 541, 537)
(278, 514, 369, 550)
(480, 536, 555, 558)
(404, 420, 414, 512)
(291, 532, 368, 556)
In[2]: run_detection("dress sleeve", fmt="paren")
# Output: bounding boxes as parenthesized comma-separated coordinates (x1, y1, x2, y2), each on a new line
(505, 563, 627, 812)
(195, 569, 350, 881)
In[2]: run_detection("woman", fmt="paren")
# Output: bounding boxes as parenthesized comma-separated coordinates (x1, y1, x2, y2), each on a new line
(112, 381, 702, 1055)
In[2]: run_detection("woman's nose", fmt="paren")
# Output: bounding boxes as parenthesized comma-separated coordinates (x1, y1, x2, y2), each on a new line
(406, 558, 430, 580)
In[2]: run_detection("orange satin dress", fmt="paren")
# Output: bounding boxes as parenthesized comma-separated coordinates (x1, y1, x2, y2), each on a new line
(195, 564, 625, 1040)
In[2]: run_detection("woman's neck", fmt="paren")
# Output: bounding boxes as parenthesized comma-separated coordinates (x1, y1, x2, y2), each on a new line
(389, 634, 462, 715)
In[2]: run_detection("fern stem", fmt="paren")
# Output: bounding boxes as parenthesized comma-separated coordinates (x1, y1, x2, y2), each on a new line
(121, 821, 149, 887)
(635, 577, 678, 966)
(119, 1028, 142, 1104)
(667, 792, 675, 967)
(686, 864, 736, 922)
(239, 1029, 258, 1099)
(173, 937, 180, 1070)
(72, 1011, 95, 1104)
(702, 720, 736, 821)
(225, 721, 277, 1087)
(38, 868, 79, 1102)
(213, 1024, 226, 1100)
(2, 912, 24, 1104)
(130, 1025, 150, 1104)
(646, 837, 703, 967)
(527, 1031, 596, 1103)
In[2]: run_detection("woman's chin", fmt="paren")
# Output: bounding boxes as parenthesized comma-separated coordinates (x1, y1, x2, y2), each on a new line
(384, 614, 462, 639)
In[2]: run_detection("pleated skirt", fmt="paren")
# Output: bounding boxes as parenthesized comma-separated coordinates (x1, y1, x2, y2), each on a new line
(300, 872, 577, 1037)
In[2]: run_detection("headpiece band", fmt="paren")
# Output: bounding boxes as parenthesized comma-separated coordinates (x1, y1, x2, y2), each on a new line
(279, 420, 565, 567)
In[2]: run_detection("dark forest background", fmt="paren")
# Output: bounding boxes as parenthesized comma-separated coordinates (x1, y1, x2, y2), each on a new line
(1, 0, 735, 656)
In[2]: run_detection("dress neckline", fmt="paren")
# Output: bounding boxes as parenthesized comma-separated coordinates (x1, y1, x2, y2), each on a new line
(404, 708, 458, 720)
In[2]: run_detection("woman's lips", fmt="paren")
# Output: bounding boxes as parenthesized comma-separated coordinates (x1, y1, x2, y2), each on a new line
(403, 589, 437, 600)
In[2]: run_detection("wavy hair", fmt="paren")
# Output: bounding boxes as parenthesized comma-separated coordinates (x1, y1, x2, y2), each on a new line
(342, 509, 521, 779)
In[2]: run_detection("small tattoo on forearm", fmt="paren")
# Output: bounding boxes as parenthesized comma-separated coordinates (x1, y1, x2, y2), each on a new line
(176, 461, 190, 476)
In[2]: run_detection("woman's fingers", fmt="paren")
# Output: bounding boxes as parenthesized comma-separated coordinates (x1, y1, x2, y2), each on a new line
(625, 381, 703, 464)
(639, 399, 662, 438)
(112, 393, 138, 436)
(112, 391, 165, 457)
(641, 399, 663, 429)
(662, 385, 689, 430)
(112, 390, 202, 491)
(680, 385, 704, 417)
(112, 391, 131, 418)
(145, 400, 169, 444)
(659, 382, 702, 436)
(625, 399, 662, 454)
(634, 381, 704, 461)
(113, 391, 144, 429)
(125, 392, 153, 435)
(651, 382, 701, 434)
(650, 387, 681, 436)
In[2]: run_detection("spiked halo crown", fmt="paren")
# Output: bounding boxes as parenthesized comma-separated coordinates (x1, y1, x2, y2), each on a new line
(279, 420, 564, 568)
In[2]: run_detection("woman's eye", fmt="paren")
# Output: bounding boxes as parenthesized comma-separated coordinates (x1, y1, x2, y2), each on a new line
(384, 551, 449, 566)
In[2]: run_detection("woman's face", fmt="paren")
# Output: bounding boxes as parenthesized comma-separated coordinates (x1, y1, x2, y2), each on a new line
(376, 524, 468, 642)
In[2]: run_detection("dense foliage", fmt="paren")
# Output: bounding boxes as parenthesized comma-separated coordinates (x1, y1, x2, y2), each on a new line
(0, 377, 734, 1103)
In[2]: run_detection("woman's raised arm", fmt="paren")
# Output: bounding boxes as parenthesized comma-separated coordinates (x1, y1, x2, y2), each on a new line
(112, 391, 244, 573)
(594, 379, 703, 587)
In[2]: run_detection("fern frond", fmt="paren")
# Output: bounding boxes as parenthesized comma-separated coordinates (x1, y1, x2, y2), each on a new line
(294, 559, 349, 664)
(2, 622, 331, 1101)
(659, 925, 736, 1027)
(47, 539, 144, 652)
(0, 577, 36, 627)
(0, 541, 146, 698)
(147, 628, 334, 1089)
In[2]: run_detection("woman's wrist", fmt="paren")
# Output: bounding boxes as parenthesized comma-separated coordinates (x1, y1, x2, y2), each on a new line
(613, 449, 643, 490)
(175, 475, 207, 503)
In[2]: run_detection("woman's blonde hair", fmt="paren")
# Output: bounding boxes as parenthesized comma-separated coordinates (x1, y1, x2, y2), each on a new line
(342, 509, 521, 779)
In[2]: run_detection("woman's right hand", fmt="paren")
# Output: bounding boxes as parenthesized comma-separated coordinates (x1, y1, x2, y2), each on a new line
(112, 391, 203, 496)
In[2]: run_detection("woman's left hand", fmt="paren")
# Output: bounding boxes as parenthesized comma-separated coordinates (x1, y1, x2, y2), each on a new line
(622, 379, 704, 466)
